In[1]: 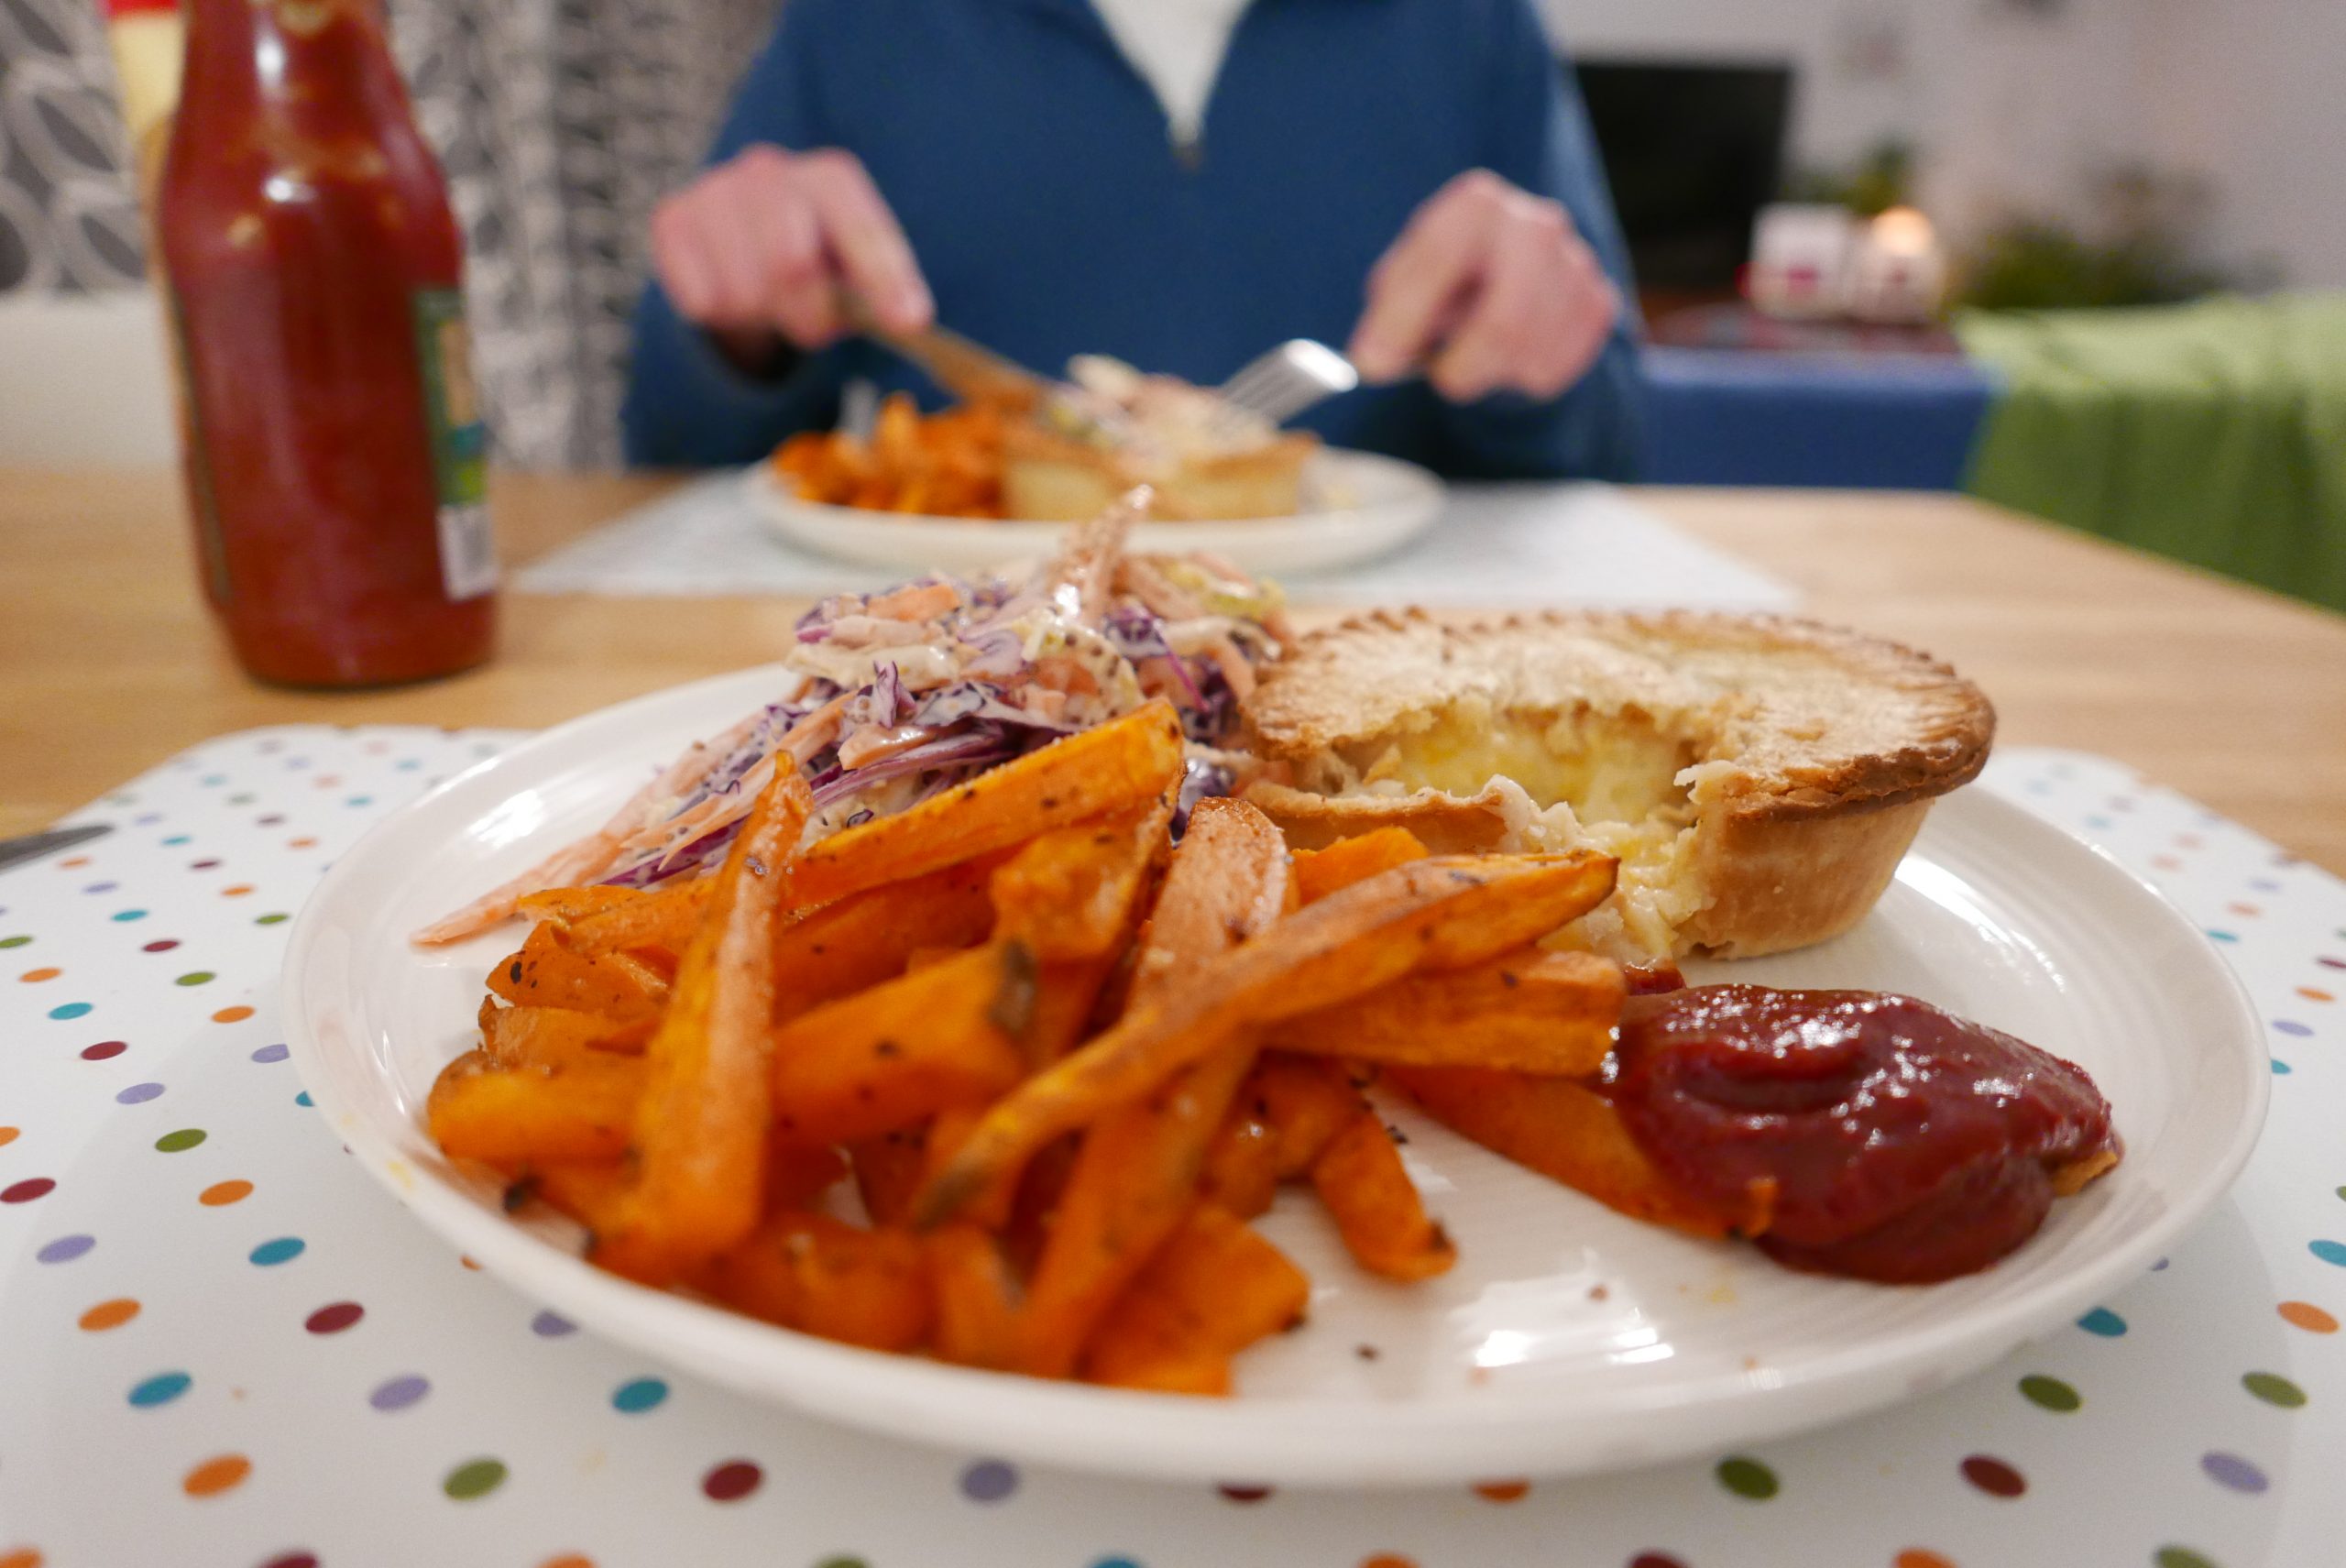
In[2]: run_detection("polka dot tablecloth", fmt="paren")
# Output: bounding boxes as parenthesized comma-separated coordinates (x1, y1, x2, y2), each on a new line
(1, 729, 2339, 1568)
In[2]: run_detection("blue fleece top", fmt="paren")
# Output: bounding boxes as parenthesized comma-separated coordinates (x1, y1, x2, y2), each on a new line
(620, 0, 1642, 479)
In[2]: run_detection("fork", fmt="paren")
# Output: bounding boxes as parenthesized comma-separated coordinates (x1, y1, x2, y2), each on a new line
(1212, 338, 1361, 431)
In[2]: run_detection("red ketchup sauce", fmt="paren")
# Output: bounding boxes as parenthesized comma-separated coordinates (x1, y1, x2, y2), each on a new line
(1610, 985, 2117, 1283)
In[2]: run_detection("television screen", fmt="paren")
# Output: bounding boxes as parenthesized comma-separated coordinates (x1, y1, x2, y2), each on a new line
(1573, 59, 1793, 292)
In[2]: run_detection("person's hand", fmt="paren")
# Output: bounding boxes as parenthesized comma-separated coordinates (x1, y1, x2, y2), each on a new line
(651, 145, 932, 370)
(1348, 170, 1619, 403)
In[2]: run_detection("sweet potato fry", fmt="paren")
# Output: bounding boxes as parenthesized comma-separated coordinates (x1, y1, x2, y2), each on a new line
(915, 851, 1617, 1225)
(480, 1003, 649, 1067)
(990, 801, 1172, 961)
(1310, 1110, 1455, 1281)
(848, 1129, 928, 1227)
(1248, 1053, 1365, 1178)
(516, 885, 648, 924)
(766, 1139, 850, 1212)
(1291, 827, 1428, 904)
(927, 1223, 1025, 1369)
(558, 879, 715, 964)
(597, 770, 812, 1283)
(773, 857, 1000, 1018)
(1013, 797, 1291, 1375)
(427, 1049, 646, 1167)
(1199, 1106, 1279, 1219)
(696, 1212, 931, 1353)
(1080, 1205, 1310, 1395)
(1391, 1064, 1755, 1238)
(521, 1159, 631, 1237)
(768, 943, 1031, 1146)
(782, 702, 1185, 913)
(1266, 950, 1625, 1077)
(487, 923, 670, 1022)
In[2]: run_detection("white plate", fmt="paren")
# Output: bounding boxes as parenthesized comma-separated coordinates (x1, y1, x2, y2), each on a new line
(281, 664, 2268, 1487)
(748, 447, 1445, 576)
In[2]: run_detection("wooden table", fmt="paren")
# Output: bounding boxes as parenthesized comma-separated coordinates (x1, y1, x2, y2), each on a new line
(6, 468, 2345, 872)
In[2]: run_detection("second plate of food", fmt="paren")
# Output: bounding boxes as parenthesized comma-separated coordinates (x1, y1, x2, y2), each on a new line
(281, 663, 2266, 1486)
(749, 446, 1445, 577)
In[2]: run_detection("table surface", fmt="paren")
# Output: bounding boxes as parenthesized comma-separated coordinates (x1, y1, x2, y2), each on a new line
(6, 468, 2346, 872)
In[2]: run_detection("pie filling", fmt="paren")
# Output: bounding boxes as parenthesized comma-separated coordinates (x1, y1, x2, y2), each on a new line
(1294, 696, 1734, 958)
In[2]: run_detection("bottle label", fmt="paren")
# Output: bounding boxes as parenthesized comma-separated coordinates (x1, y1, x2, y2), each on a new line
(411, 288, 498, 601)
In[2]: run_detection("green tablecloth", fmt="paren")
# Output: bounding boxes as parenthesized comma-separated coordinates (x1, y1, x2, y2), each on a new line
(1957, 293, 2346, 614)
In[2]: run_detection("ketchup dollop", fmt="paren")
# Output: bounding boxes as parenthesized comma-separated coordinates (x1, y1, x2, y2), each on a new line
(1610, 985, 2117, 1283)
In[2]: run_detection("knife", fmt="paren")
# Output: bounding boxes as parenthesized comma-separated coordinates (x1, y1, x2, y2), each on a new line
(0, 823, 114, 875)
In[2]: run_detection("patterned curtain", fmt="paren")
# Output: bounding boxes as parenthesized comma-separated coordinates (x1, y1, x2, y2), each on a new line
(0, 0, 144, 291)
(0, 0, 780, 468)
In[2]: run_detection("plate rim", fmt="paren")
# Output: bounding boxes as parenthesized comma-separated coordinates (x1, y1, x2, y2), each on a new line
(744, 444, 1444, 534)
(280, 679, 2271, 1486)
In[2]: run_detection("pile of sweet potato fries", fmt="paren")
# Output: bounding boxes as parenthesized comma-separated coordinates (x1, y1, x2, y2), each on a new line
(771, 393, 1007, 519)
(431, 700, 1675, 1394)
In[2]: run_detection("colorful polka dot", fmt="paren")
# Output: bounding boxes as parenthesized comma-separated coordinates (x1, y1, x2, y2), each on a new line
(111, 909, 146, 922)
(369, 1375, 430, 1411)
(701, 1460, 762, 1502)
(210, 1005, 254, 1024)
(57, 855, 89, 869)
(46, 1003, 90, 1021)
(2241, 1371, 2305, 1408)
(127, 1370, 192, 1407)
(256, 913, 290, 926)
(257, 1553, 317, 1568)
(115, 1083, 163, 1104)
(182, 1453, 251, 1497)
(18, 967, 60, 982)
(611, 1377, 668, 1413)
(1215, 1484, 1271, 1503)
(1358, 1557, 1415, 1568)
(0, 1128, 14, 1147)
(199, 1179, 252, 1206)
(1472, 1478, 1529, 1502)
(250, 1043, 289, 1063)
(82, 882, 116, 895)
(2019, 1375, 2081, 1411)
(2154, 1549, 2220, 1568)
(0, 936, 27, 948)
(2279, 1300, 2338, 1332)
(160, 835, 190, 846)
(1, 1179, 55, 1204)
(1715, 1456, 1778, 1499)
(2309, 1240, 2346, 1266)
(2199, 1452, 2268, 1493)
(36, 1234, 93, 1263)
(2274, 1020, 2313, 1037)
(249, 1237, 304, 1266)
(531, 1310, 576, 1337)
(79, 1298, 139, 1331)
(154, 1128, 206, 1152)
(2077, 1308, 2127, 1336)
(293, 1091, 312, 1107)
(538, 1558, 595, 1568)
(443, 1457, 508, 1499)
(0, 1550, 40, 1568)
(959, 1458, 1018, 1502)
(1628, 1557, 1689, 1568)
(305, 1300, 364, 1334)
(141, 939, 178, 953)
(1894, 1552, 1957, 1568)
(189, 859, 222, 871)
(174, 971, 214, 987)
(222, 884, 254, 898)
(81, 1039, 126, 1060)
(1959, 1455, 2025, 1497)
(2208, 929, 2240, 943)
(2301, 987, 2335, 1003)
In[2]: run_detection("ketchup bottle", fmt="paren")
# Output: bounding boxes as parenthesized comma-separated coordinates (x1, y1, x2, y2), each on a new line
(158, 0, 496, 687)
